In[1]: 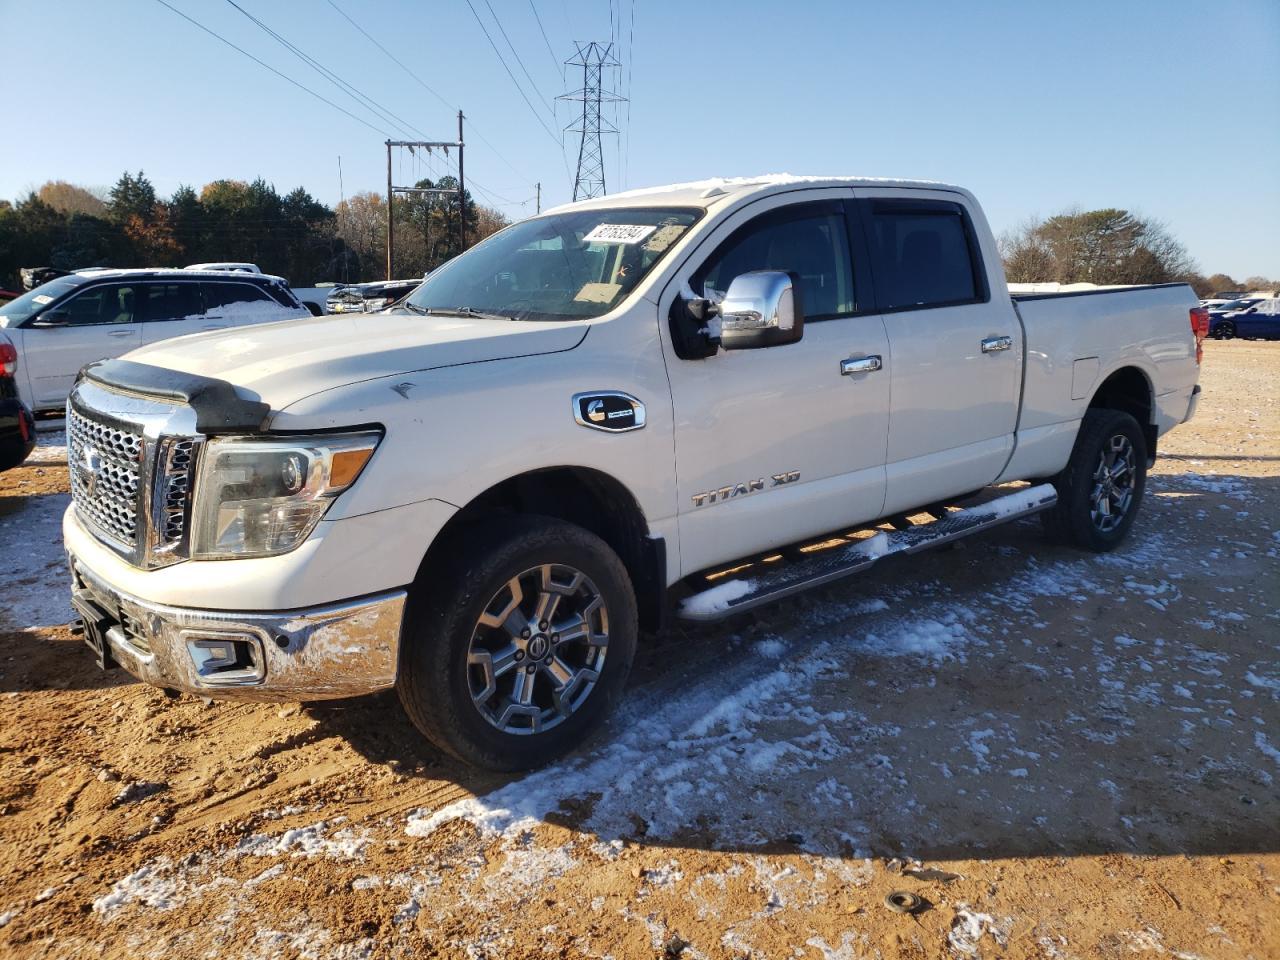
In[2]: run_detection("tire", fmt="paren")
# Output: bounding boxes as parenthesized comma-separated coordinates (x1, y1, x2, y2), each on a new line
(1041, 408, 1148, 552)
(1217, 320, 1236, 340)
(397, 515, 638, 771)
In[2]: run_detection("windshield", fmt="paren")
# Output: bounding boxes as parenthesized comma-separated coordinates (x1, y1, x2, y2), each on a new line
(401, 206, 701, 321)
(0, 275, 88, 325)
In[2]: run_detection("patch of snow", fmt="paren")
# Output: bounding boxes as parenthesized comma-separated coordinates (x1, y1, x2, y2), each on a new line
(948, 907, 1011, 956)
(680, 579, 754, 617)
(0, 489, 73, 630)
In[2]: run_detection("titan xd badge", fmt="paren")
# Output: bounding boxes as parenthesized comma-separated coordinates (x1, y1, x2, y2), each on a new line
(691, 471, 799, 507)
(572, 392, 646, 433)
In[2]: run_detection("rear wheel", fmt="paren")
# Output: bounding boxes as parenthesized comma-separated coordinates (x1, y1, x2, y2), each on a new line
(397, 516, 637, 771)
(1042, 408, 1147, 552)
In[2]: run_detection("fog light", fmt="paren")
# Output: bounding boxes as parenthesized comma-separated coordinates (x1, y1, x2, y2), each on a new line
(184, 633, 265, 685)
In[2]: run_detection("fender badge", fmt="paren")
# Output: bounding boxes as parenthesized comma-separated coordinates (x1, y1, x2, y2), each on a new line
(573, 392, 646, 433)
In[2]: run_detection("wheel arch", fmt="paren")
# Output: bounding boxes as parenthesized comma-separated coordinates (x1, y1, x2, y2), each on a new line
(1087, 364, 1156, 458)
(416, 465, 666, 632)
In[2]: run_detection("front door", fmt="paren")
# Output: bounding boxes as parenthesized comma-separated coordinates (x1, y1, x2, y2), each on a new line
(659, 192, 891, 576)
(23, 282, 142, 409)
(855, 191, 1022, 513)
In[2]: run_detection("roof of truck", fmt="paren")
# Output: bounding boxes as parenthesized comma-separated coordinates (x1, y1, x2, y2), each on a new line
(544, 174, 963, 215)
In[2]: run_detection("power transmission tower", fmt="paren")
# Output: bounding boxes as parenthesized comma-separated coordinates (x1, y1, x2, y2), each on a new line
(558, 42, 623, 201)
(385, 110, 466, 279)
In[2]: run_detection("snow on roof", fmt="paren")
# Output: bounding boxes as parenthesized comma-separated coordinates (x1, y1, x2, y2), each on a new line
(184, 262, 261, 273)
(73, 267, 290, 285)
(543, 173, 959, 215)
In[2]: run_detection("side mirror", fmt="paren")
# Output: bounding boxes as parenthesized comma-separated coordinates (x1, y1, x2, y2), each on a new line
(718, 270, 804, 350)
(31, 310, 70, 328)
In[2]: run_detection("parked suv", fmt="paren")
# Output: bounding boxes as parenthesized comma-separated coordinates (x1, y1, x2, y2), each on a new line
(0, 269, 310, 413)
(0, 333, 35, 472)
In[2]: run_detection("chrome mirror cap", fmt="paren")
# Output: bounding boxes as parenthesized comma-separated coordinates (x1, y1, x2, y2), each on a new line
(718, 270, 804, 350)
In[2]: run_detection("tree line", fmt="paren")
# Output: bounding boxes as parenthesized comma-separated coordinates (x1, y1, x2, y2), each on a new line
(1000, 207, 1275, 298)
(2, 178, 1273, 298)
(0, 171, 510, 290)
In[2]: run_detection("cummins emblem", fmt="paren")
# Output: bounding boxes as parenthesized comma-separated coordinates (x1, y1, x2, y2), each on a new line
(691, 471, 799, 507)
(572, 392, 646, 433)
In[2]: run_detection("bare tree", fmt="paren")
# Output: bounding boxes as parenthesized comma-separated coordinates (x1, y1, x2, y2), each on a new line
(1002, 208, 1198, 285)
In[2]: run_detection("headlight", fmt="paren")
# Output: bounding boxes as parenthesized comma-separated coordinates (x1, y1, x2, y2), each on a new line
(190, 431, 380, 559)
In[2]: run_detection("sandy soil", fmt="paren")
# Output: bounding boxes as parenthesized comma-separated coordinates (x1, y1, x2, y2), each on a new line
(0, 341, 1276, 959)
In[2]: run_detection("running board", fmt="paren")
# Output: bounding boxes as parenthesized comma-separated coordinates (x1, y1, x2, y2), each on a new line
(677, 484, 1058, 621)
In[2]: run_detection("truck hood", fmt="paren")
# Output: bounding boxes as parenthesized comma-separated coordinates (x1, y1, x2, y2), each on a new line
(125, 311, 589, 410)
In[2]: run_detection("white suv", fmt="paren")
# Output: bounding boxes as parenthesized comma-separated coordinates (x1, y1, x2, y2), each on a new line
(0, 269, 310, 413)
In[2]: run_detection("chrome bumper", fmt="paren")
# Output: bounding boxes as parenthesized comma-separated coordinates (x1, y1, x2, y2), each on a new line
(68, 555, 406, 701)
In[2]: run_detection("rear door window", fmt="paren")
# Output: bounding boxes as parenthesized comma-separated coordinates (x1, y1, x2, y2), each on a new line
(863, 201, 985, 311)
(142, 282, 204, 322)
(203, 282, 274, 311)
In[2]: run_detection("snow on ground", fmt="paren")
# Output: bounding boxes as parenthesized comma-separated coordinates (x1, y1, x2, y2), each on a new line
(0, 482, 72, 631)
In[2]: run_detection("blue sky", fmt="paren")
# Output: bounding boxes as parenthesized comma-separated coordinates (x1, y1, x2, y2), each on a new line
(2, 0, 1277, 277)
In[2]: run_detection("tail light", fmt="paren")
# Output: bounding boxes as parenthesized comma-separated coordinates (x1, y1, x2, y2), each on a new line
(1190, 307, 1209, 365)
(0, 340, 16, 377)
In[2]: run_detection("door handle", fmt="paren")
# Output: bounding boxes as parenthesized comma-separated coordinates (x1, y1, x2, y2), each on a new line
(107, 329, 134, 338)
(840, 355, 883, 376)
(981, 335, 1013, 353)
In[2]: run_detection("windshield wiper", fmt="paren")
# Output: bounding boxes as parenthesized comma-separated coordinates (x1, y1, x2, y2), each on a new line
(422, 306, 513, 321)
(399, 301, 429, 315)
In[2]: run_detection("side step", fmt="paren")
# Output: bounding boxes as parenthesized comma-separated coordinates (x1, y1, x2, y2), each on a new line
(677, 483, 1058, 621)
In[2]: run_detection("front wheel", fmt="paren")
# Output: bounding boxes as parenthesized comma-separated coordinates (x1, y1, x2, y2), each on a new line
(1216, 320, 1236, 340)
(397, 516, 637, 771)
(1042, 408, 1148, 552)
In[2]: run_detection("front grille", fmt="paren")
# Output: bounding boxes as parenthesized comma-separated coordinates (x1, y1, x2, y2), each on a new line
(68, 407, 144, 548)
(67, 400, 200, 567)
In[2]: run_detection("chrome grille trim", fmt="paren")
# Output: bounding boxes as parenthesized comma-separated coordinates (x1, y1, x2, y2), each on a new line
(67, 407, 145, 549)
(68, 381, 203, 569)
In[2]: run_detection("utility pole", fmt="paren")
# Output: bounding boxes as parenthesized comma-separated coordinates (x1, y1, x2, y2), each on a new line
(384, 125, 466, 280)
(457, 110, 466, 254)
(535, 182, 541, 215)
(559, 42, 623, 201)
(385, 141, 394, 281)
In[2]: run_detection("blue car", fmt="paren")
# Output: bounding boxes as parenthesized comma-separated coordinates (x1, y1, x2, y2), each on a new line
(1218, 299, 1280, 340)
(1208, 298, 1264, 338)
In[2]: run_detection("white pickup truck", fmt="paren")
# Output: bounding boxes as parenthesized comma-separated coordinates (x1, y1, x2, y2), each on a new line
(60, 176, 1206, 769)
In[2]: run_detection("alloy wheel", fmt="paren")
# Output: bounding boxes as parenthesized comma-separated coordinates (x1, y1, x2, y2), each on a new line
(466, 564, 609, 735)
(1090, 434, 1136, 533)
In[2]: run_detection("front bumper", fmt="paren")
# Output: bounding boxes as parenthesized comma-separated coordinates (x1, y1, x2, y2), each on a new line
(68, 553, 407, 701)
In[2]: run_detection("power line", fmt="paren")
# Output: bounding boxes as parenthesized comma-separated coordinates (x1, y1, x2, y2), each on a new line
(151, 0, 394, 137)
(623, 0, 635, 189)
(223, 0, 425, 141)
(481, 0, 555, 116)
(461, 0, 563, 147)
(528, 0, 564, 81)
(323, 0, 535, 187)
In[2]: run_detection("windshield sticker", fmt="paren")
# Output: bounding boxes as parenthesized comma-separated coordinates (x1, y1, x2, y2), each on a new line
(574, 282, 622, 303)
(32, 295, 53, 304)
(583, 223, 657, 245)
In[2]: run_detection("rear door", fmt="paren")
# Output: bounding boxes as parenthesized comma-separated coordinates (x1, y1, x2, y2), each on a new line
(138, 280, 207, 345)
(854, 191, 1021, 513)
(21, 282, 142, 409)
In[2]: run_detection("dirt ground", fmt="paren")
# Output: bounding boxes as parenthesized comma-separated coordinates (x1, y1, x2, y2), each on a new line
(1, 340, 1277, 960)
